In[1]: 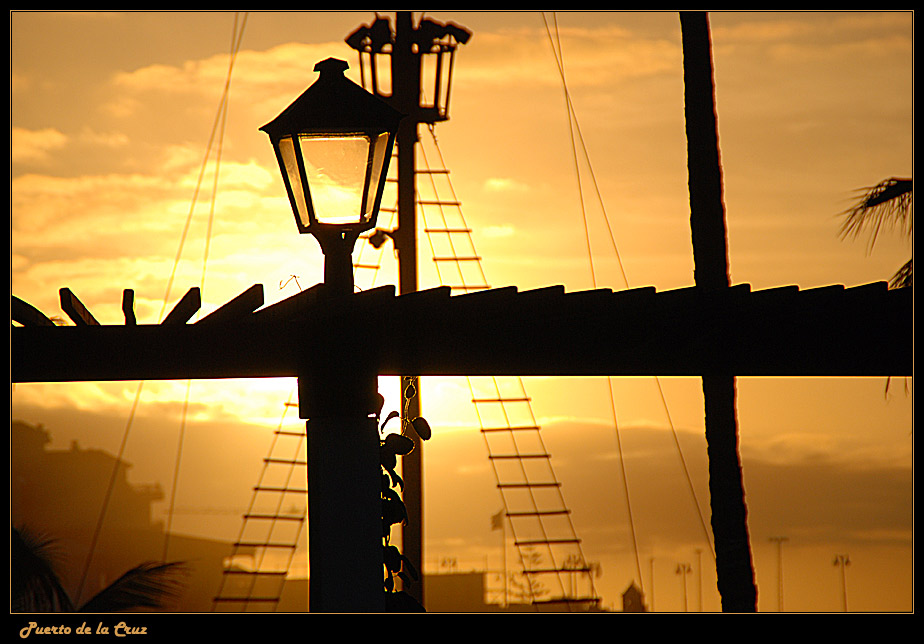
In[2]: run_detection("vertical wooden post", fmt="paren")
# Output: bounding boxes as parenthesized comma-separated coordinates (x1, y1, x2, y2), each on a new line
(299, 352, 384, 612)
(680, 10, 757, 612)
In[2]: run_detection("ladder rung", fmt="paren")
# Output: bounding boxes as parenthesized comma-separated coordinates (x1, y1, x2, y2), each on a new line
(275, 430, 305, 437)
(480, 425, 541, 433)
(432, 256, 481, 262)
(522, 567, 591, 575)
(233, 542, 298, 549)
(222, 569, 288, 576)
(532, 597, 599, 605)
(242, 513, 305, 521)
(424, 227, 472, 234)
(472, 397, 531, 404)
(263, 457, 307, 466)
(416, 168, 449, 175)
(514, 538, 580, 546)
(498, 482, 561, 488)
(353, 263, 380, 270)
(506, 510, 571, 517)
(489, 454, 549, 460)
(418, 200, 461, 207)
(253, 486, 308, 494)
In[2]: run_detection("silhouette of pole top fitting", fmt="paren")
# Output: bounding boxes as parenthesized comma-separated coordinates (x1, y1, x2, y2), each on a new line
(346, 13, 471, 124)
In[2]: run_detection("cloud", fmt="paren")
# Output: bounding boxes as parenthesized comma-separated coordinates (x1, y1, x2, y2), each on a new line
(532, 417, 911, 551)
(106, 41, 355, 118)
(11, 127, 68, 164)
(711, 11, 911, 47)
(459, 24, 681, 91)
(484, 177, 528, 193)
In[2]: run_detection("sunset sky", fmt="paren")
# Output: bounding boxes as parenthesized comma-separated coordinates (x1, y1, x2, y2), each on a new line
(11, 11, 913, 612)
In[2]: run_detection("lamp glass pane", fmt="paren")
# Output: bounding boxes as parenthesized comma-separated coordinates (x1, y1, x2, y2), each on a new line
(298, 134, 370, 225)
(420, 50, 439, 110)
(278, 136, 310, 228)
(364, 132, 390, 218)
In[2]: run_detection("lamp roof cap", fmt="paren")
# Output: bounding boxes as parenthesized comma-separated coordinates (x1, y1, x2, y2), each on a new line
(260, 57, 403, 139)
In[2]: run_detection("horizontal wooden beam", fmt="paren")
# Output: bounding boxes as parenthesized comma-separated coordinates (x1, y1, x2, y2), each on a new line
(11, 282, 911, 383)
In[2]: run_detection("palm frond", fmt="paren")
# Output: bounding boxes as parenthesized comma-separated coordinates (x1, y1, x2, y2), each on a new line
(890, 258, 913, 289)
(839, 177, 913, 251)
(11, 526, 76, 612)
(78, 561, 187, 613)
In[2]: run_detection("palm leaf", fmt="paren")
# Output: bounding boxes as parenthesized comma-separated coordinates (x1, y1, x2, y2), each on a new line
(890, 258, 913, 289)
(839, 177, 913, 288)
(11, 526, 76, 612)
(12, 525, 187, 613)
(78, 561, 187, 613)
(839, 177, 913, 251)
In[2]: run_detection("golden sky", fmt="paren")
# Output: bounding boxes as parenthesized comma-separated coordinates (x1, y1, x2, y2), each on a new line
(11, 11, 913, 612)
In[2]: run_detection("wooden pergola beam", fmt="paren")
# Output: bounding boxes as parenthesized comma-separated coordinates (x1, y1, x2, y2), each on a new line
(11, 281, 911, 384)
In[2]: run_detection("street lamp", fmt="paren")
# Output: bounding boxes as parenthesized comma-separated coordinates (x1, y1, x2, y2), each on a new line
(260, 57, 403, 612)
(260, 57, 403, 295)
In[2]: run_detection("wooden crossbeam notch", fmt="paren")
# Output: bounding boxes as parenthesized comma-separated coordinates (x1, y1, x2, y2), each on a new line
(11, 296, 55, 327)
(122, 289, 136, 326)
(59, 288, 99, 326)
(161, 288, 201, 326)
(196, 284, 264, 325)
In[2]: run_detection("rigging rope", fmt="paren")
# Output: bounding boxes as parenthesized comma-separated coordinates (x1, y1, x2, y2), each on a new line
(540, 13, 717, 598)
(162, 10, 248, 563)
(76, 12, 249, 600)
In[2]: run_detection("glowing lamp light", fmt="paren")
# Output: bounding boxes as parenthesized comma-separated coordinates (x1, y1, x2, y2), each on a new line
(261, 58, 403, 293)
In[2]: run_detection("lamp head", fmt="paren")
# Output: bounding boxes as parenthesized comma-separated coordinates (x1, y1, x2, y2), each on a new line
(261, 58, 404, 236)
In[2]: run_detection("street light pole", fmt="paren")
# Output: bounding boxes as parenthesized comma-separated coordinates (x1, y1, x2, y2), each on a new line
(676, 563, 692, 612)
(834, 554, 850, 612)
(770, 536, 788, 612)
(695, 547, 703, 612)
(260, 57, 403, 611)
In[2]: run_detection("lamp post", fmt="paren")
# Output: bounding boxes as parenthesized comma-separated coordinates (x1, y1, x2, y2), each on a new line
(676, 563, 692, 612)
(770, 536, 788, 612)
(834, 554, 850, 612)
(261, 57, 403, 612)
(694, 548, 703, 612)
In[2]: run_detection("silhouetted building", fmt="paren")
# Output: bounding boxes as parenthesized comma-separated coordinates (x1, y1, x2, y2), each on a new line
(622, 582, 647, 612)
(425, 571, 491, 612)
(11, 420, 238, 611)
(423, 570, 607, 613)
